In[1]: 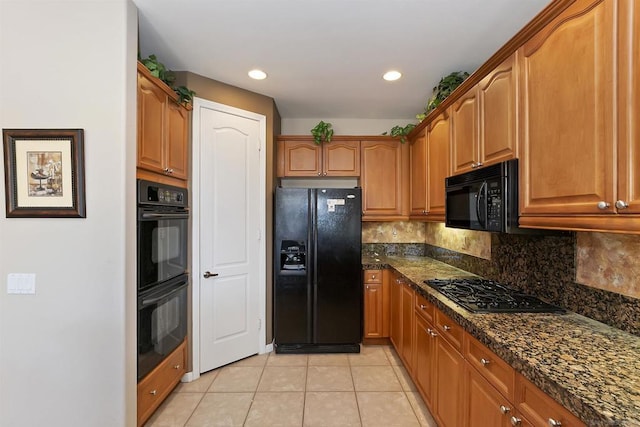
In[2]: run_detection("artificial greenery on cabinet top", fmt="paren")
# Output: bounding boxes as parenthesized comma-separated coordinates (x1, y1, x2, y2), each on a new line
(140, 54, 196, 106)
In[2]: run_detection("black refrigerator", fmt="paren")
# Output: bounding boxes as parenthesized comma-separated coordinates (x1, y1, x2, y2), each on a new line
(274, 187, 362, 353)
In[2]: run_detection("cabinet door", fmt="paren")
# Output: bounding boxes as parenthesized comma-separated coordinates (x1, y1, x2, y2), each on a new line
(434, 334, 465, 427)
(466, 364, 513, 427)
(451, 87, 479, 175)
(389, 273, 402, 351)
(414, 313, 436, 408)
(400, 283, 414, 369)
(137, 72, 166, 174)
(323, 140, 360, 176)
(618, 0, 640, 214)
(361, 140, 406, 218)
(409, 129, 428, 217)
(165, 101, 189, 180)
(479, 52, 517, 167)
(280, 140, 322, 176)
(363, 282, 384, 338)
(519, 0, 616, 215)
(426, 112, 450, 219)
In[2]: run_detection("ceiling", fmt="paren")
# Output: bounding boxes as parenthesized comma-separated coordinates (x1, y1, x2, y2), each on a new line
(134, 0, 551, 121)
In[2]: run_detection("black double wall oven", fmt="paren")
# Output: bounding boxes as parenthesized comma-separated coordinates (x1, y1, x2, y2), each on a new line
(137, 179, 189, 380)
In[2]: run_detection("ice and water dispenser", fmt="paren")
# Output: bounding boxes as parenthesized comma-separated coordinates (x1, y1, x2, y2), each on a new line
(280, 240, 306, 271)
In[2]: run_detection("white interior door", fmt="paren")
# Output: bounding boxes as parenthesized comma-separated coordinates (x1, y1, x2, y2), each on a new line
(192, 98, 266, 374)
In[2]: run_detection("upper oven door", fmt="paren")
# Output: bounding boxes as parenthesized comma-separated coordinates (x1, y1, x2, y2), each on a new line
(137, 206, 189, 292)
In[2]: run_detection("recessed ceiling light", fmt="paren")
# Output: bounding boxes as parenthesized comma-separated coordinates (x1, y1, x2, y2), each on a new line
(383, 70, 402, 81)
(248, 69, 267, 80)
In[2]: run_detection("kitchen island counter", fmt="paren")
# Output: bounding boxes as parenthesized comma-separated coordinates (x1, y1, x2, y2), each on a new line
(363, 255, 640, 426)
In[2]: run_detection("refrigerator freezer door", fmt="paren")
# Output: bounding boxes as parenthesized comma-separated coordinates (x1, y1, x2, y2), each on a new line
(274, 188, 312, 344)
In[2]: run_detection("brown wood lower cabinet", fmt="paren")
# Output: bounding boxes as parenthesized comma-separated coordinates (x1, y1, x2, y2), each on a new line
(412, 291, 464, 427)
(137, 339, 187, 427)
(466, 363, 513, 427)
(363, 269, 389, 341)
(385, 270, 586, 427)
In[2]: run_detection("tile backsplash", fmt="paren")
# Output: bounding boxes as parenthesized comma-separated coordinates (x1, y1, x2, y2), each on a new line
(363, 222, 640, 336)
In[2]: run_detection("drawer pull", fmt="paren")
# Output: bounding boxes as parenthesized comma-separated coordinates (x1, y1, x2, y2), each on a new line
(510, 416, 522, 426)
(149, 389, 157, 396)
(371, 275, 376, 280)
(500, 405, 511, 414)
(443, 325, 451, 331)
(173, 364, 181, 370)
(420, 304, 427, 310)
(548, 419, 562, 427)
(480, 358, 491, 366)
(428, 328, 438, 338)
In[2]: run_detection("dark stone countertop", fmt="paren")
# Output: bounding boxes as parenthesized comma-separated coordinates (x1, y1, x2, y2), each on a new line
(363, 255, 640, 426)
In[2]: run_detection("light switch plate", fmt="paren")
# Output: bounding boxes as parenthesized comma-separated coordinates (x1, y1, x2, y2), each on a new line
(7, 273, 36, 294)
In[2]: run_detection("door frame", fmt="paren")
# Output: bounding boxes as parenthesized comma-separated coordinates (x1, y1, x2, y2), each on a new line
(187, 97, 268, 381)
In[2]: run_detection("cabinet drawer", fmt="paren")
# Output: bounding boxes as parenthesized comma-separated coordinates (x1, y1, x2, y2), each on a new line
(138, 340, 187, 426)
(434, 309, 463, 352)
(364, 270, 383, 284)
(516, 373, 585, 427)
(465, 333, 515, 402)
(414, 292, 434, 323)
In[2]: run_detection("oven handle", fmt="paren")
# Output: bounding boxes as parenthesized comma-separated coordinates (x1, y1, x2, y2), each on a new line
(140, 212, 189, 220)
(141, 282, 188, 306)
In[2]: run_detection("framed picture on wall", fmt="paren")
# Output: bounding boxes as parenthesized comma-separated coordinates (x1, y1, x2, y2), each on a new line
(3, 129, 86, 218)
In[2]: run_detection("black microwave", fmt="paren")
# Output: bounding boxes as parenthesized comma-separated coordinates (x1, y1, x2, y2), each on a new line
(445, 159, 521, 233)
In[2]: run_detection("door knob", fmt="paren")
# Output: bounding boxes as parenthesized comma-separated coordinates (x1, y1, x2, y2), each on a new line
(203, 271, 218, 278)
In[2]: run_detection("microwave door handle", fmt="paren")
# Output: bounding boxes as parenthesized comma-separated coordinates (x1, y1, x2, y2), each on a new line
(476, 182, 487, 228)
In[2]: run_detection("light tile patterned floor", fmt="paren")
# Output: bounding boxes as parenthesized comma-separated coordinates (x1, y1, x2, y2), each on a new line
(145, 345, 437, 427)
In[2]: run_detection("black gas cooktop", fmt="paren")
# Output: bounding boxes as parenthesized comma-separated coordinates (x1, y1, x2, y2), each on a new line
(424, 278, 565, 314)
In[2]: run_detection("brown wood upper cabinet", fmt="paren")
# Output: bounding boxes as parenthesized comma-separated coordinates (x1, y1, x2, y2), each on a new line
(409, 111, 450, 221)
(361, 138, 409, 220)
(137, 62, 190, 184)
(276, 136, 360, 177)
(518, 0, 640, 233)
(451, 53, 517, 176)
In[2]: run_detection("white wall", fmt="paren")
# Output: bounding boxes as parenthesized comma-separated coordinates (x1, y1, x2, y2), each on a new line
(281, 117, 417, 136)
(0, 1, 138, 426)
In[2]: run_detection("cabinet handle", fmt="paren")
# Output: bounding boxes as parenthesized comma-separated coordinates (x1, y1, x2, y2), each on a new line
(597, 201, 610, 210)
(173, 364, 181, 370)
(420, 304, 427, 310)
(510, 416, 522, 426)
(323, 172, 327, 176)
(480, 358, 491, 366)
(427, 328, 438, 337)
(615, 200, 629, 209)
(149, 389, 157, 396)
(371, 275, 376, 279)
(443, 325, 451, 331)
(500, 405, 511, 414)
(548, 419, 562, 427)
(366, 285, 369, 289)
(471, 162, 477, 168)
(164, 168, 174, 174)
(476, 161, 483, 167)
(317, 172, 322, 176)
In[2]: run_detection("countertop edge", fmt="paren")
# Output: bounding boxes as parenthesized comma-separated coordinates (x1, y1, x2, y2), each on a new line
(362, 259, 631, 426)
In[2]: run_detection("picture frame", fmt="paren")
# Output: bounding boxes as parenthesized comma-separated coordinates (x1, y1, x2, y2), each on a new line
(3, 129, 86, 218)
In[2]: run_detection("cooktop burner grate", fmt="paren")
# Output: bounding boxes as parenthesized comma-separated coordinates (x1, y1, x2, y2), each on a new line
(424, 278, 565, 314)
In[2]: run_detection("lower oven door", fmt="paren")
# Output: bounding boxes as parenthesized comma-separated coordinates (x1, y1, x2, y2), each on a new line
(138, 276, 188, 381)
